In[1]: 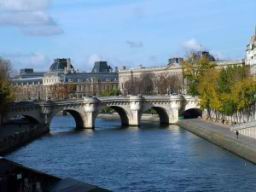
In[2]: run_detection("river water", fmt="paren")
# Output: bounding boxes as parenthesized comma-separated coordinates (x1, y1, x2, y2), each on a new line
(7, 116, 256, 191)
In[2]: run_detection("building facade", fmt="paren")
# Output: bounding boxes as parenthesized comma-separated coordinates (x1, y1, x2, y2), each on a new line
(246, 29, 256, 75)
(12, 59, 118, 101)
(119, 58, 184, 95)
(118, 54, 244, 95)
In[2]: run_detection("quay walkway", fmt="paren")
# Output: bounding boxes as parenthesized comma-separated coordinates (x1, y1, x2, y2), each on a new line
(178, 119, 256, 164)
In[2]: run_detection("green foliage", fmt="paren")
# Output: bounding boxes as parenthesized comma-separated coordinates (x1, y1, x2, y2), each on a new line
(0, 58, 14, 124)
(183, 53, 216, 96)
(195, 63, 256, 121)
(218, 65, 249, 94)
(100, 107, 115, 114)
(231, 78, 256, 112)
(198, 68, 221, 117)
(100, 88, 121, 96)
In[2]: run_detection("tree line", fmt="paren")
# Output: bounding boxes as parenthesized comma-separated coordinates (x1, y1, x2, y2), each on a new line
(0, 58, 14, 125)
(183, 53, 256, 123)
(123, 72, 183, 95)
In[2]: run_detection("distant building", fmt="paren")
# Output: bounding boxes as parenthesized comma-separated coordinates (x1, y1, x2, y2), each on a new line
(91, 61, 112, 73)
(12, 59, 118, 101)
(168, 57, 184, 66)
(118, 51, 245, 94)
(118, 57, 184, 95)
(246, 28, 256, 75)
(193, 51, 216, 62)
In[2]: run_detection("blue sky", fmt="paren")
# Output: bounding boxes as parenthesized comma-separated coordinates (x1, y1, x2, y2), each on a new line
(0, 0, 255, 72)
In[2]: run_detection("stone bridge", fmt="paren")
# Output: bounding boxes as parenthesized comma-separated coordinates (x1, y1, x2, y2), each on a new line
(7, 95, 200, 129)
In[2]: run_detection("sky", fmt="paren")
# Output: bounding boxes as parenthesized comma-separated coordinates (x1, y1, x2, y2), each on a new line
(0, 0, 255, 72)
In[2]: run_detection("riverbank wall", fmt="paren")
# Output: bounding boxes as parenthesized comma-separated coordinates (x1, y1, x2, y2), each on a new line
(0, 157, 109, 192)
(178, 119, 256, 164)
(0, 123, 49, 155)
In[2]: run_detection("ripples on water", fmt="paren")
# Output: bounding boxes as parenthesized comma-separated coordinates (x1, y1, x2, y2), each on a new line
(7, 116, 256, 192)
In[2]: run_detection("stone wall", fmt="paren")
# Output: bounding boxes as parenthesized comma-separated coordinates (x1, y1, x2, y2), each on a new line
(0, 124, 49, 155)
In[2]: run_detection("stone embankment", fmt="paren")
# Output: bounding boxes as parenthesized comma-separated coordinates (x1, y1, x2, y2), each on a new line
(178, 119, 256, 164)
(0, 157, 109, 192)
(0, 122, 49, 155)
(0, 120, 110, 191)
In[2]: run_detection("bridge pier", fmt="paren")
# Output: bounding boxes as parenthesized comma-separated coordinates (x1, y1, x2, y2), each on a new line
(168, 108, 179, 124)
(168, 95, 182, 124)
(129, 96, 142, 126)
(83, 97, 99, 129)
(129, 111, 140, 126)
(82, 112, 96, 129)
(41, 105, 53, 129)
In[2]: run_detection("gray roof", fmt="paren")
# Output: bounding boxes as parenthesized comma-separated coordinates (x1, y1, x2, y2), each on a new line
(50, 58, 74, 72)
(91, 61, 112, 73)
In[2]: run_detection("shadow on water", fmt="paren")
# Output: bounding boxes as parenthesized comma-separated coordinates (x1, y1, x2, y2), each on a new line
(49, 115, 175, 137)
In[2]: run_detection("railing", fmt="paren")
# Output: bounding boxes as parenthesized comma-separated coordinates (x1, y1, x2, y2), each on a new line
(231, 121, 256, 131)
(230, 121, 256, 139)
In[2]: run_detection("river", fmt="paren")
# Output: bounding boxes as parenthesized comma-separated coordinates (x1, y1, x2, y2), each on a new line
(6, 116, 256, 191)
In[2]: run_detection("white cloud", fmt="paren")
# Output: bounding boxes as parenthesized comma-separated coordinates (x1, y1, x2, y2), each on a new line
(183, 39, 204, 52)
(0, 0, 62, 36)
(0, 11, 53, 26)
(0, 0, 50, 11)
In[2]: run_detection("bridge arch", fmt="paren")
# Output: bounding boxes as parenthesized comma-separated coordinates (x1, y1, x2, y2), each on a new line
(96, 105, 129, 127)
(141, 105, 170, 125)
(182, 108, 202, 119)
(7, 111, 42, 125)
(49, 108, 85, 129)
(22, 115, 41, 124)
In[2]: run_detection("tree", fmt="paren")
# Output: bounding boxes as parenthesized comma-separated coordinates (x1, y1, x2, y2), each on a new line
(101, 87, 121, 96)
(0, 58, 14, 125)
(155, 74, 169, 94)
(48, 84, 77, 100)
(139, 72, 155, 95)
(123, 72, 155, 95)
(182, 52, 216, 96)
(196, 64, 256, 123)
(231, 78, 256, 113)
(198, 68, 220, 119)
(218, 65, 249, 94)
(155, 73, 182, 94)
(123, 77, 141, 95)
(215, 65, 250, 120)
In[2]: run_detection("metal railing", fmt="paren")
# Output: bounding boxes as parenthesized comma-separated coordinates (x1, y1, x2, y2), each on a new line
(231, 121, 256, 131)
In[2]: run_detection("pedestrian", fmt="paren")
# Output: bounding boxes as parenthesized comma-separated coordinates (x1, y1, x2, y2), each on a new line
(236, 130, 239, 139)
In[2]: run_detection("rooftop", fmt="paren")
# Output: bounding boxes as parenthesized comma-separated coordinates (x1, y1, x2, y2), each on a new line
(91, 61, 112, 73)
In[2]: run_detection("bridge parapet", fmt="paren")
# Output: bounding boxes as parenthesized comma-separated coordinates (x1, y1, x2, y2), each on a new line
(183, 95, 200, 110)
(83, 97, 99, 112)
